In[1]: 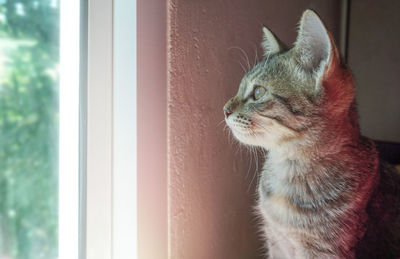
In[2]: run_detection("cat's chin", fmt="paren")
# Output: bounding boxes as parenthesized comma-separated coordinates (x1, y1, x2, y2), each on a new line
(232, 129, 287, 151)
(231, 129, 265, 147)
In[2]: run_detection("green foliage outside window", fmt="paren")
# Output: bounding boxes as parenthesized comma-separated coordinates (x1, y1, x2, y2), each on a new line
(0, 0, 59, 258)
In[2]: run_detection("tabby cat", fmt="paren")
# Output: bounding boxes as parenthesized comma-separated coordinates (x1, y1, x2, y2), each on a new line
(224, 9, 400, 259)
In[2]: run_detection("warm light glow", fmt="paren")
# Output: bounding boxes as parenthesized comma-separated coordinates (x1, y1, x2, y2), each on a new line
(59, 0, 80, 258)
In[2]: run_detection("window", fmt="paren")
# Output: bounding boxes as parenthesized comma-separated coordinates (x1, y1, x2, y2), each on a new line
(0, 0, 81, 258)
(0, 0, 137, 258)
(0, 0, 61, 258)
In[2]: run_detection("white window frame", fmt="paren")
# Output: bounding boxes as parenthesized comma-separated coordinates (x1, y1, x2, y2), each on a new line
(85, 0, 113, 257)
(83, 0, 137, 258)
(112, 0, 137, 258)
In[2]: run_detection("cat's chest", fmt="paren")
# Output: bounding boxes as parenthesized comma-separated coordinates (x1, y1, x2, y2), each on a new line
(257, 158, 324, 226)
(259, 158, 312, 202)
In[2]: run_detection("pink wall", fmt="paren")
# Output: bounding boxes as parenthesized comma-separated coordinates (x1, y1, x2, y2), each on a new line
(138, 0, 167, 258)
(167, 1, 341, 258)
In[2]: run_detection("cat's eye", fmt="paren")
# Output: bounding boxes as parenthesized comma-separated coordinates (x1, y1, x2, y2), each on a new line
(253, 85, 266, 100)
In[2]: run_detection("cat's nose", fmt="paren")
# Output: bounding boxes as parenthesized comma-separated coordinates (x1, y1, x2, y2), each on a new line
(224, 107, 232, 118)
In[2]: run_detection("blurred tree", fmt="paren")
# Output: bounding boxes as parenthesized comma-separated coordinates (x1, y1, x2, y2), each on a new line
(0, 0, 59, 258)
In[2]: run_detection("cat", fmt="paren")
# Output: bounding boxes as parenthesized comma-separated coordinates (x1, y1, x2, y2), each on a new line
(224, 9, 400, 259)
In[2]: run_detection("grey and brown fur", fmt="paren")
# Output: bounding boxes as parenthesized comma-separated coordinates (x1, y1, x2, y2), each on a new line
(224, 10, 400, 259)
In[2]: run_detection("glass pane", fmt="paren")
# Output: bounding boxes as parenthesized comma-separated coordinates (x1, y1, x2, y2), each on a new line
(0, 1, 59, 258)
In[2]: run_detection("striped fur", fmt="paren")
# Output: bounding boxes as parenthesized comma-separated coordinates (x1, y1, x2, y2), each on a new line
(224, 10, 400, 258)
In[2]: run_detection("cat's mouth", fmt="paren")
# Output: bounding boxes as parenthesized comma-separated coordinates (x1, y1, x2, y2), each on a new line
(226, 115, 256, 133)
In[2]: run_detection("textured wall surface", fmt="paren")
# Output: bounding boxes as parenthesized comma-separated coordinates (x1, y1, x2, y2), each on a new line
(348, 0, 400, 142)
(167, 1, 341, 258)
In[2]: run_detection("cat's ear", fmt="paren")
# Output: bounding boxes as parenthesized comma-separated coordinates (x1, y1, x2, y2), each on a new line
(294, 10, 339, 76)
(262, 26, 286, 57)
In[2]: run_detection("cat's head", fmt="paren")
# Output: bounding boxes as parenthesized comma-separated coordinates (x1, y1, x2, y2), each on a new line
(224, 10, 357, 152)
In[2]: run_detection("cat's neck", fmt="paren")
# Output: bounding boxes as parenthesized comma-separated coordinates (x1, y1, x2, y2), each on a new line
(265, 133, 361, 164)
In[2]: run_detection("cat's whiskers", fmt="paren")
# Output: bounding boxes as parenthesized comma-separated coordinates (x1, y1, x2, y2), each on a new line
(218, 118, 227, 127)
(236, 61, 247, 74)
(225, 125, 235, 147)
(228, 46, 251, 71)
(245, 145, 254, 183)
(247, 145, 259, 192)
(235, 139, 244, 159)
